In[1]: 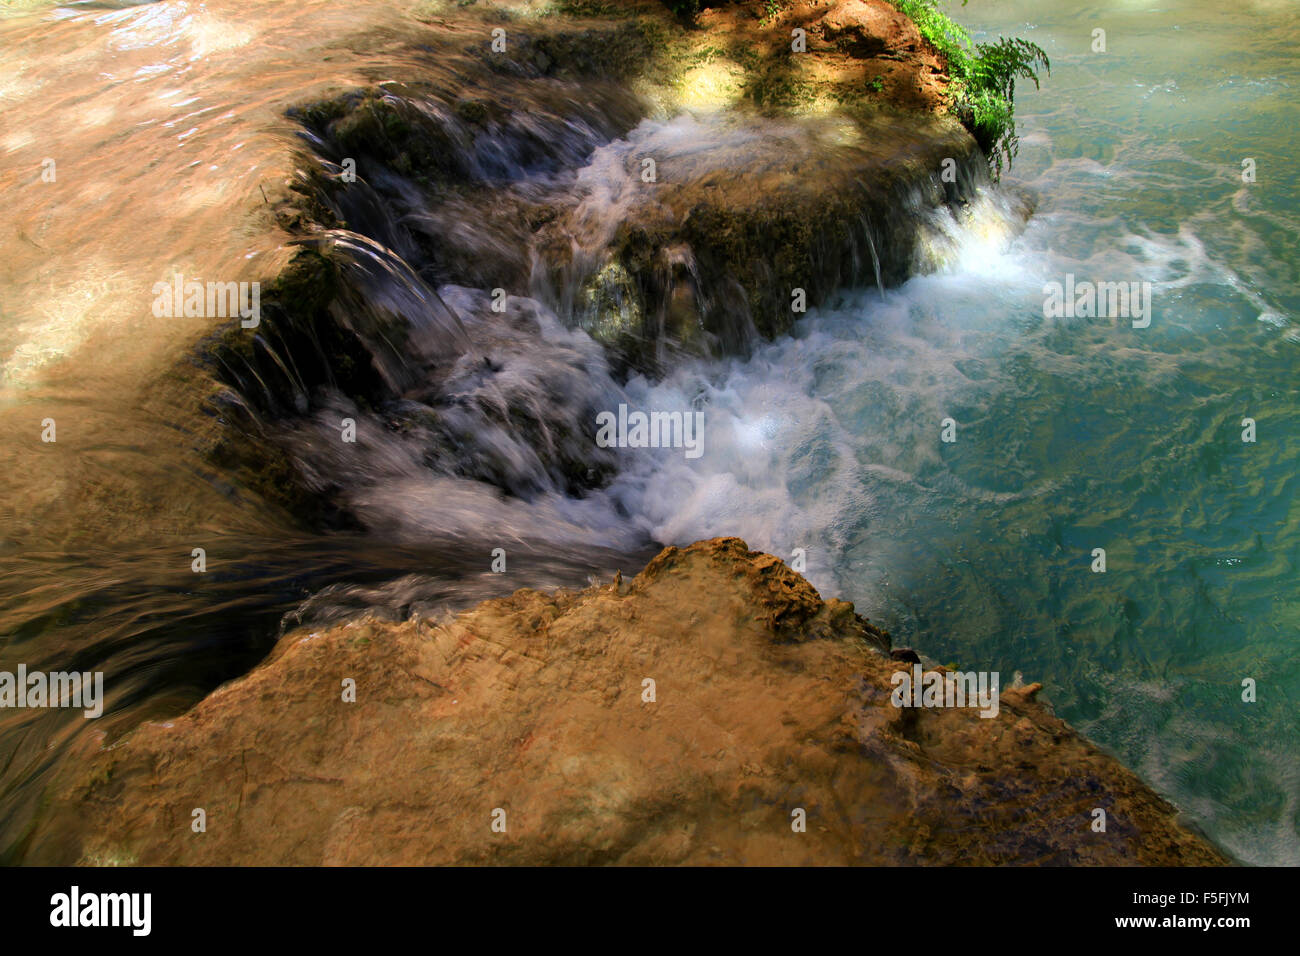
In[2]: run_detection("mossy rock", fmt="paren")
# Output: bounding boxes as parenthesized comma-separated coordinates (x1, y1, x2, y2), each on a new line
(296, 91, 465, 186)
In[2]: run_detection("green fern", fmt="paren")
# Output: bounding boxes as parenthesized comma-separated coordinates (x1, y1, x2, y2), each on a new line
(891, 0, 974, 74)
(888, 1, 1048, 179)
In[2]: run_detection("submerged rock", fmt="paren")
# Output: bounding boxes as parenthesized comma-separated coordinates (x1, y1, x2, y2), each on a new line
(30, 539, 1227, 865)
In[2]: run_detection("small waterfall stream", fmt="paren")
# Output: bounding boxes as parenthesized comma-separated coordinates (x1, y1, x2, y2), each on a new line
(0, 0, 1016, 861)
(9, 0, 1293, 867)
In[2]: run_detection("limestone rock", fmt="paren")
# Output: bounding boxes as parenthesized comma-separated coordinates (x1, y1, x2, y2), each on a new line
(28, 538, 1228, 866)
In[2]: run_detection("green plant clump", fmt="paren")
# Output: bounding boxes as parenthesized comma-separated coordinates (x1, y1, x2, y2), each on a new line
(890, 0, 1049, 178)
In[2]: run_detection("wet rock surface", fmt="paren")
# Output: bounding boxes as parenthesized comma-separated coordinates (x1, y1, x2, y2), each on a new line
(207, 0, 1013, 528)
(28, 539, 1228, 866)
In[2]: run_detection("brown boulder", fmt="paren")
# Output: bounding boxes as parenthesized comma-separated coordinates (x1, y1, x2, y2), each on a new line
(25, 538, 1228, 866)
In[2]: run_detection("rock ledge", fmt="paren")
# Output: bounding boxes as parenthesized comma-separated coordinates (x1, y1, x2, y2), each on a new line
(31, 538, 1227, 865)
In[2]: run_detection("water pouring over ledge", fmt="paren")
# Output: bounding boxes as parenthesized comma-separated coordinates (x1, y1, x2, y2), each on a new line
(0, 0, 1026, 861)
(3, 0, 1295, 865)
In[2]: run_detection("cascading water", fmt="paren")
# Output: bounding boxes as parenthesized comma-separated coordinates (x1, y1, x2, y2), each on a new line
(1, 0, 1296, 867)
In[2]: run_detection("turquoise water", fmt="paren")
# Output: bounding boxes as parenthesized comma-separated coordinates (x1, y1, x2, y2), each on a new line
(614, 0, 1299, 864)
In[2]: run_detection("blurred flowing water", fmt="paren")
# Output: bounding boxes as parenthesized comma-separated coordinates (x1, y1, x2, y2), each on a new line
(0, 0, 1295, 865)
(0, 0, 664, 859)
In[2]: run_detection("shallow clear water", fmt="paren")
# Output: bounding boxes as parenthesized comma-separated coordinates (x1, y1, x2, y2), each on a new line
(609, 0, 1300, 864)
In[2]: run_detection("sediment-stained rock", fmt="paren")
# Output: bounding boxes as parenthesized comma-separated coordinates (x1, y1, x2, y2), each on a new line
(29, 538, 1227, 866)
